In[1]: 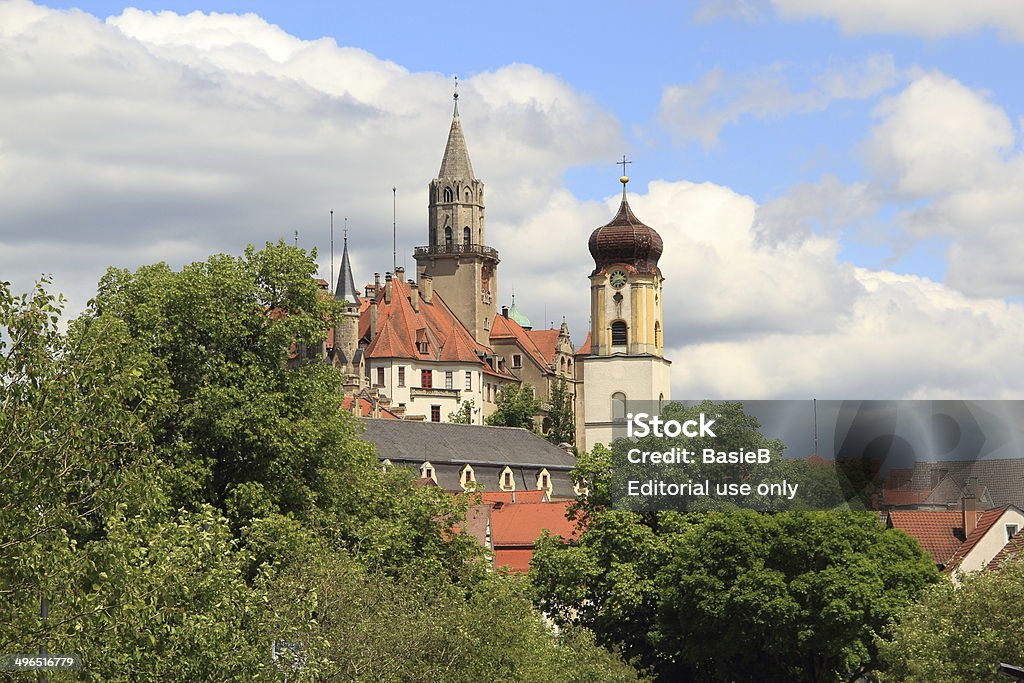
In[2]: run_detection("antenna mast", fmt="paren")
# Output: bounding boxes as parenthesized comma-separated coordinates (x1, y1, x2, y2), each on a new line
(330, 210, 335, 294)
(392, 187, 397, 274)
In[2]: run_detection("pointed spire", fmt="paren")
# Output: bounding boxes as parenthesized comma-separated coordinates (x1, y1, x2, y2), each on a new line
(334, 229, 360, 305)
(438, 79, 475, 180)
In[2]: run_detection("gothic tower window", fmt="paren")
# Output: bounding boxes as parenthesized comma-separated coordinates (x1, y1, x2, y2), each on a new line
(611, 320, 628, 347)
(465, 188, 472, 202)
(464, 226, 471, 245)
(444, 226, 453, 249)
(443, 186, 453, 203)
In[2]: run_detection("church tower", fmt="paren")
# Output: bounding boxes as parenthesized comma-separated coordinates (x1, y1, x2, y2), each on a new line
(414, 88, 498, 346)
(577, 174, 671, 450)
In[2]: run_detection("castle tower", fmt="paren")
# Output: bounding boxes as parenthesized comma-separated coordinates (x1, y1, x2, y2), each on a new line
(577, 174, 671, 450)
(330, 232, 362, 381)
(414, 88, 498, 347)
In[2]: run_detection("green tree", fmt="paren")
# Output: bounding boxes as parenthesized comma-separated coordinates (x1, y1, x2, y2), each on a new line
(880, 561, 1024, 682)
(545, 376, 576, 446)
(486, 382, 542, 430)
(533, 401, 939, 682)
(449, 398, 477, 424)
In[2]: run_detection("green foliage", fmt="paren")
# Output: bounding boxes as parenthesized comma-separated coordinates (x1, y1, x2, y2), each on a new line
(449, 398, 477, 424)
(262, 551, 646, 682)
(486, 382, 543, 430)
(545, 376, 576, 446)
(879, 561, 1024, 682)
(534, 401, 940, 682)
(2, 250, 637, 680)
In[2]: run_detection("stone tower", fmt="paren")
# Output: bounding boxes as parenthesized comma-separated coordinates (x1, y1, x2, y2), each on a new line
(576, 175, 672, 450)
(330, 233, 362, 382)
(414, 91, 498, 346)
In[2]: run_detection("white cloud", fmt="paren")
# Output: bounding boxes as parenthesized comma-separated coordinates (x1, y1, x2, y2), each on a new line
(658, 55, 904, 146)
(772, 0, 1024, 41)
(0, 0, 620, 316)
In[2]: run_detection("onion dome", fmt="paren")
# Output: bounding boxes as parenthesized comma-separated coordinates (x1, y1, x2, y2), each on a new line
(588, 176, 663, 275)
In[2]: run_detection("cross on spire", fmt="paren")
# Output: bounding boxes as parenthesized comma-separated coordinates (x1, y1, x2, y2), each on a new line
(617, 154, 632, 177)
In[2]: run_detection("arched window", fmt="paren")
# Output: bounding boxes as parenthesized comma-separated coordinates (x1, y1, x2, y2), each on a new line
(443, 186, 453, 203)
(463, 226, 471, 245)
(444, 226, 453, 249)
(611, 392, 627, 421)
(611, 320, 628, 347)
(464, 188, 472, 202)
(499, 466, 516, 491)
(537, 468, 551, 493)
(655, 321, 662, 349)
(460, 464, 475, 489)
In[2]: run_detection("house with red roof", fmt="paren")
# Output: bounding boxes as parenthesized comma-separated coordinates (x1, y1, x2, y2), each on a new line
(885, 493, 1024, 577)
(489, 500, 579, 574)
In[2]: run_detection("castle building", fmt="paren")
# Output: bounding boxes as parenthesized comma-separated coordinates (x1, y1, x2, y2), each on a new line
(574, 176, 671, 451)
(328, 91, 670, 448)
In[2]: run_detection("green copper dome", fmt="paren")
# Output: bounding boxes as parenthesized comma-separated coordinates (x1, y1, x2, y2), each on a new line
(508, 298, 532, 330)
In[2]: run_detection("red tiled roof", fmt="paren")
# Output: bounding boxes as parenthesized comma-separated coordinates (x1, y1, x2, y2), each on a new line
(526, 329, 561, 365)
(494, 548, 535, 574)
(490, 501, 578, 547)
(576, 332, 592, 356)
(986, 528, 1024, 571)
(479, 490, 547, 505)
(341, 396, 399, 419)
(887, 510, 978, 565)
(881, 489, 931, 506)
(946, 505, 1013, 569)
(490, 315, 550, 369)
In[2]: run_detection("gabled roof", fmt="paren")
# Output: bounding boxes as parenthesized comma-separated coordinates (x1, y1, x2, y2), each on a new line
(490, 501, 578, 547)
(361, 278, 496, 368)
(490, 314, 550, 370)
(902, 459, 1024, 509)
(526, 329, 562, 365)
(986, 529, 1024, 570)
(946, 505, 1015, 569)
(887, 510, 979, 566)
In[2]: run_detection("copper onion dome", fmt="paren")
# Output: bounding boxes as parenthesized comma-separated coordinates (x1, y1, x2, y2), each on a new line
(588, 176, 663, 275)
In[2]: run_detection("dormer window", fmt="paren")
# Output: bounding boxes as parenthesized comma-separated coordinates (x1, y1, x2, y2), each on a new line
(420, 462, 436, 483)
(537, 468, 551, 493)
(461, 465, 475, 490)
(500, 466, 515, 492)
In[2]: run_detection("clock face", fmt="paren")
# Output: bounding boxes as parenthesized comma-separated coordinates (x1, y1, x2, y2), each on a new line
(609, 270, 627, 289)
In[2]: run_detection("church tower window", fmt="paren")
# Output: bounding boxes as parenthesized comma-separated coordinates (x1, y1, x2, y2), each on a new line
(444, 226, 453, 249)
(443, 186, 453, 203)
(464, 226, 471, 245)
(611, 320, 628, 347)
(611, 392, 627, 420)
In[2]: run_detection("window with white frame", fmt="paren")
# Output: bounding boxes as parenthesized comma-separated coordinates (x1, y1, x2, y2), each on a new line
(465, 371, 472, 390)
(445, 371, 453, 389)
(397, 366, 406, 387)
(1008, 524, 1020, 542)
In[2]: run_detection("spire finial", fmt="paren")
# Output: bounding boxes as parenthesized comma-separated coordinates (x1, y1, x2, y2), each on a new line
(343, 216, 348, 243)
(453, 75, 459, 117)
(618, 155, 632, 201)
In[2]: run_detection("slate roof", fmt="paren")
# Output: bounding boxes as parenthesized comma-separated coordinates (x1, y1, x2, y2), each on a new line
(361, 418, 575, 468)
(438, 109, 474, 179)
(334, 237, 360, 305)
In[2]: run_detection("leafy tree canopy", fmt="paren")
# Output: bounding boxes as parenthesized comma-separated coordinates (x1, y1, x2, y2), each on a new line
(487, 382, 542, 430)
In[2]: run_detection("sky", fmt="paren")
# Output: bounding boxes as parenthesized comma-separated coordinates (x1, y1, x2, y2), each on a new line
(2, 0, 1024, 399)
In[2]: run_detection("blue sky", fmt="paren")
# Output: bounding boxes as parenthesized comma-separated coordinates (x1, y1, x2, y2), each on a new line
(3, 0, 1024, 397)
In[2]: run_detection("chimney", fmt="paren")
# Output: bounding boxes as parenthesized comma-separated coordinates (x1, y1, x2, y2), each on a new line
(369, 301, 378, 342)
(502, 306, 509, 318)
(384, 272, 393, 304)
(962, 481, 978, 539)
(373, 272, 381, 297)
(395, 265, 405, 278)
(409, 281, 420, 312)
(420, 272, 433, 304)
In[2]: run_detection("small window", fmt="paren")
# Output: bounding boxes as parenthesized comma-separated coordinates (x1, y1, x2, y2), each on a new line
(464, 226, 471, 245)
(445, 371, 454, 389)
(397, 366, 406, 387)
(611, 321, 628, 346)
(465, 371, 472, 390)
(421, 369, 432, 388)
(462, 465, 475, 487)
(431, 405, 441, 422)
(612, 392, 627, 421)
(512, 354, 522, 369)
(502, 469, 513, 490)
(421, 462, 435, 481)
(444, 226, 453, 249)
(376, 367, 385, 387)
(1008, 524, 1020, 542)
(417, 340, 428, 354)
(443, 186, 453, 203)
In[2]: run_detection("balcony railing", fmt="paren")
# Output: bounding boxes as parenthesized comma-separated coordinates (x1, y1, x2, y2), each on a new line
(410, 386, 462, 399)
(414, 244, 499, 260)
